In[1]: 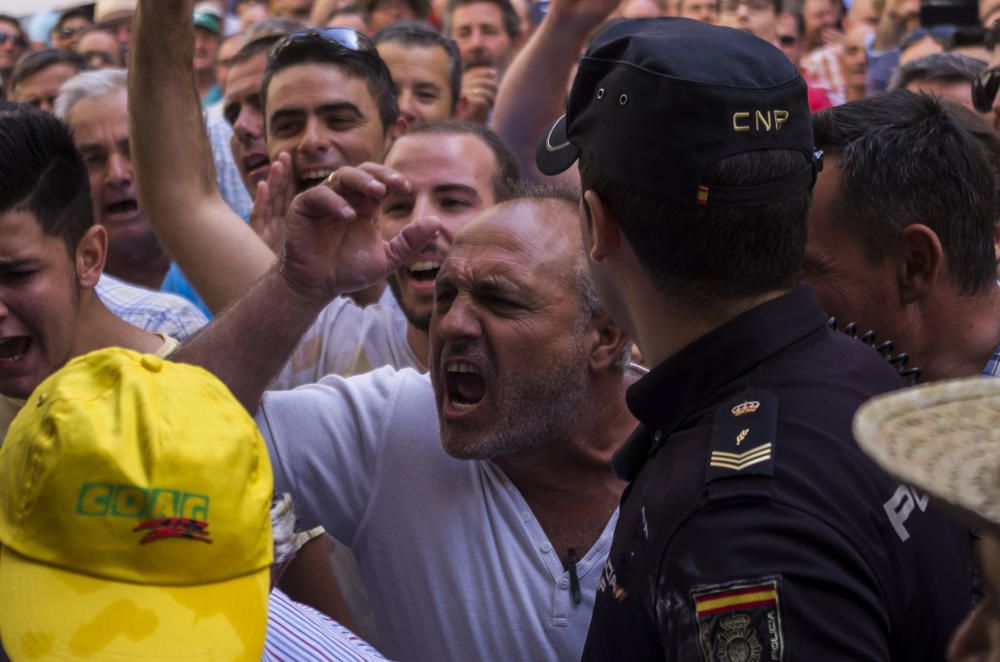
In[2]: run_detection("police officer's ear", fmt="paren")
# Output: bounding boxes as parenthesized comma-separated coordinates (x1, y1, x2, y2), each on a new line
(74, 224, 108, 290)
(586, 312, 630, 373)
(896, 223, 943, 305)
(582, 189, 621, 262)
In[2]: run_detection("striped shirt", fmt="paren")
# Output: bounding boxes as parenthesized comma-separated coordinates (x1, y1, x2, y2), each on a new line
(95, 274, 208, 342)
(263, 589, 389, 661)
(205, 102, 254, 220)
(984, 345, 1000, 376)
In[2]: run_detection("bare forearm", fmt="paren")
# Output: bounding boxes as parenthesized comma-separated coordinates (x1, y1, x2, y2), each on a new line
(131, 0, 276, 312)
(131, 0, 218, 225)
(493, 18, 589, 186)
(171, 267, 330, 412)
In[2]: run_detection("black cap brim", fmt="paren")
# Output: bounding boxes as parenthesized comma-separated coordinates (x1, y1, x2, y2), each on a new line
(535, 115, 580, 176)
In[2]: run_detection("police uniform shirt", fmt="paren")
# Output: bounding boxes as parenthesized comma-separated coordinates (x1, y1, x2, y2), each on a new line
(581, 286, 972, 662)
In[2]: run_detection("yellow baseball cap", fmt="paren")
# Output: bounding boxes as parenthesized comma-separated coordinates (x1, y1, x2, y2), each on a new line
(0, 348, 274, 661)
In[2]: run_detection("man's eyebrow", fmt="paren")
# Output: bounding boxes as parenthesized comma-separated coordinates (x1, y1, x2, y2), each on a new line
(473, 276, 523, 296)
(316, 102, 363, 117)
(413, 82, 441, 92)
(432, 183, 480, 198)
(76, 142, 104, 154)
(435, 271, 457, 291)
(268, 108, 305, 125)
(0, 257, 38, 270)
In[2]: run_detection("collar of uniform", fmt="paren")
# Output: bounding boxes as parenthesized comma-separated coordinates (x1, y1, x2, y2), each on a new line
(614, 285, 826, 481)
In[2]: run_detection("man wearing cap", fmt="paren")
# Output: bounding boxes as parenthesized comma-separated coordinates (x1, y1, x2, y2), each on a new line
(193, 2, 224, 106)
(0, 347, 390, 661)
(534, 17, 973, 660)
(94, 0, 136, 59)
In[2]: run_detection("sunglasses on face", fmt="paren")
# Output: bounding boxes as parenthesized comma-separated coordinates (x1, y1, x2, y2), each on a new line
(974, 67, 1000, 113)
(270, 27, 377, 61)
(0, 32, 27, 49)
(778, 34, 798, 46)
(57, 25, 87, 39)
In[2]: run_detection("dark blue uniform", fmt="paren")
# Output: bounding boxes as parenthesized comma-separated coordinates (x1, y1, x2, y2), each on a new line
(582, 286, 972, 661)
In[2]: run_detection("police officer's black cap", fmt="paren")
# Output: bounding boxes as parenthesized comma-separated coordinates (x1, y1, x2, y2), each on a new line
(536, 18, 818, 208)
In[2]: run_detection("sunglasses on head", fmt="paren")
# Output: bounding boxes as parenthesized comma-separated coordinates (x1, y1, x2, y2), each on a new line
(0, 32, 27, 49)
(973, 67, 1000, 113)
(270, 28, 377, 60)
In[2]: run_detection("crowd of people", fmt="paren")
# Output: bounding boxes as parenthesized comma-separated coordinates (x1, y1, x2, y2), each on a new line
(0, 0, 1000, 659)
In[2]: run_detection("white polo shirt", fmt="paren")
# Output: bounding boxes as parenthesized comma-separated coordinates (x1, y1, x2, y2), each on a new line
(256, 366, 617, 662)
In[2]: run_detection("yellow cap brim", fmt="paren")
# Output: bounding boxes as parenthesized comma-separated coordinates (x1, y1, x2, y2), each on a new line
(0, 546, 269, 661)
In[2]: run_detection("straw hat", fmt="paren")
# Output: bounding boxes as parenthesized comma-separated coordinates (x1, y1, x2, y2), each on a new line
(94, 0, 137, 24)
(853, 376, 1000, 531)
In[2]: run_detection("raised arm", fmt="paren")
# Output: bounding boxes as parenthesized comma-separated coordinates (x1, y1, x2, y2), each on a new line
(492, 0, 620, 186)
(130, 0, 277, 313)
(172, 166, 441, 411)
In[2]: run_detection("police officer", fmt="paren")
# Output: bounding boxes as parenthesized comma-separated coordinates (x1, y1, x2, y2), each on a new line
(536, 18, 973, 661)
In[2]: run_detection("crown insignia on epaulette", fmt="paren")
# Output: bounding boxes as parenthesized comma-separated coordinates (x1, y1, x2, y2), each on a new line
(731, 400, 760, 417)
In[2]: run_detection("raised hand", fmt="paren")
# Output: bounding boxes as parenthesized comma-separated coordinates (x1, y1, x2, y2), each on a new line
(279, 163, 442, 303)
(249, 152, 294, 253)
(548, 0, 622, 31)
(456, 67, 499, 126)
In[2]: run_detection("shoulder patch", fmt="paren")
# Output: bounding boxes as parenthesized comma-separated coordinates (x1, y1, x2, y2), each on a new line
(706, 390, 778, 483)
(691, 577, 785, 662)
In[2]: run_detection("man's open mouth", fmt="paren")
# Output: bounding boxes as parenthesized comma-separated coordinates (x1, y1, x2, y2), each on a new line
(0, 336, 30, 363)
(244, 153, 269, 176)
(407, 259, 441, 285)
(104, 198, 138, 218)
(445, 360, 485, 411)
(298, 168, 333, 191)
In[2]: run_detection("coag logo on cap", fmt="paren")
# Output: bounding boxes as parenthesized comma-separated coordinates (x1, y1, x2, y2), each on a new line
(76, 483, 209, 521)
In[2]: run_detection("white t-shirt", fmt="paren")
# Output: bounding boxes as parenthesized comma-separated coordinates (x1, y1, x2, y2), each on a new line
(271, 290, 421, 389)
(256, 366, 617, 662)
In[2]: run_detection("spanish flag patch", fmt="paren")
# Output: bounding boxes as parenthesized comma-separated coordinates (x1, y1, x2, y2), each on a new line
(691, 578, 784, 661)
(696, 185, 710, 205)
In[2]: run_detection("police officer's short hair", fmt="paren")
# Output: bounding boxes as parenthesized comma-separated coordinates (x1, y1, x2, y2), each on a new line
(579, 150, 811, 312)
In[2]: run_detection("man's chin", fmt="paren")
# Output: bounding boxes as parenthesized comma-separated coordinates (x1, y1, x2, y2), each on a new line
(440, 432, 493, 460)
(387, 277, 432, 331)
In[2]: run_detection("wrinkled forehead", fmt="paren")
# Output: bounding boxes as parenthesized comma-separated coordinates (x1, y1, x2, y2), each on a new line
(445, 200, 580, 270)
